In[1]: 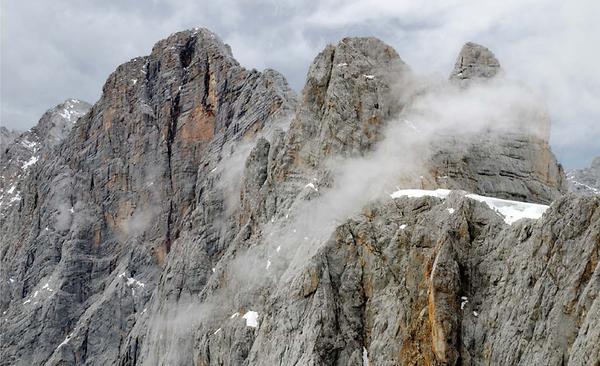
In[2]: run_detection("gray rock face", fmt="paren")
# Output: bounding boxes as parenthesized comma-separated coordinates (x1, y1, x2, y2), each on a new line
(0, 127, 20, 156)
(567, 157, 600, 194)
(428, 42, 566, 204)
(0, 28, 295, 366)
(1, 29, 597, 366)
(450, 42, 501, 81)
(0, 99, 91, 213)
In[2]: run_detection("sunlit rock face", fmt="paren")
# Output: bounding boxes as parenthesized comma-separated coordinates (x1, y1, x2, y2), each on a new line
(1, 29, 597, 366)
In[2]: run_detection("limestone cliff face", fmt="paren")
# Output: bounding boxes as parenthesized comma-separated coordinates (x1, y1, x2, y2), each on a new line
(0, 29, 597, 366)
(0, 28, 295, 366)
(428, 42, 566, 204)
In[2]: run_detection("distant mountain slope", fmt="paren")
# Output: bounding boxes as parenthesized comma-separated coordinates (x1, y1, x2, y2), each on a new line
(0, 99, 91, 212)
(568, 157, 600, 194)
(0, 127, 21, 157)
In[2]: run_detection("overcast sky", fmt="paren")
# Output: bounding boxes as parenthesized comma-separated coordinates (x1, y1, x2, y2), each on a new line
(1, 0, 598, 168)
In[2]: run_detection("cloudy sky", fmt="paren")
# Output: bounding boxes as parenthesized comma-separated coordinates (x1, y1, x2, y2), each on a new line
(1, 0, 598, 168)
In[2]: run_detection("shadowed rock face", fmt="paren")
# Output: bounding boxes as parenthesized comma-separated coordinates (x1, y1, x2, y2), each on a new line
(1, 30, 597, 366)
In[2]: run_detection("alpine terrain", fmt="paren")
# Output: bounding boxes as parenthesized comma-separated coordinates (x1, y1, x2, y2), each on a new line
(0, 28, 598, 366)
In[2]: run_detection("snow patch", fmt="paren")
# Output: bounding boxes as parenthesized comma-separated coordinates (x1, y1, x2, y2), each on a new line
(390, 189, 548, 225)
(363, 347, 369, 365)
(126, 277, 145, 288)
(363, 74, 375, 80)
(21, 139, 38, 150)
(57, 334, 72, 349)
(242, 311, 259, 328)
(465, 193, 548, 224)
(305, 183, 318, 192)
(337, 62, 348, 67)
(447, 208, 455, 214)
(213, 327, 221, 335)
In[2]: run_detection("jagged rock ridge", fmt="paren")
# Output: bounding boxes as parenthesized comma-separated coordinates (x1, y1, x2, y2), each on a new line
(0, 99, 91, 214)
(568, 157, 600, 194)
(0, 28, 597, 366)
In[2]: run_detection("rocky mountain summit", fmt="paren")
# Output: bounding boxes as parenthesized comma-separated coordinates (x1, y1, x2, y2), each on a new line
(0, 99, 91, 213)
(0, 29, 597, 366)
(568, 157, 600, 194)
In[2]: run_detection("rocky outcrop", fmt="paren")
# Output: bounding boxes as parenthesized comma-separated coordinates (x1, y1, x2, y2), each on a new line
(0, 127, 20, 156)
(0, 29, 596, 366)
(568, 157, 600, 194)
(427, 42, 566, 204)
(0, 99, 91, 213)
(449, 42, 501, 82)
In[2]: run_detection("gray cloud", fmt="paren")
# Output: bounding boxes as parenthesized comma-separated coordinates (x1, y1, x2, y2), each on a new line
(1, 0, 599, 168)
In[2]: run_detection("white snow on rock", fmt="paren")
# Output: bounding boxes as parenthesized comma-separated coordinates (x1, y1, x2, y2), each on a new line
(57, 333, 72, 349)
(447, 208, 455, 214)
(21, 139, 38, 150)
(305, 183, 318, 192)
(242, 311, 259, 328)
(265, 259, 271, 270)
(230, 312, 239, 319)
(391, 189, 451, 199)
(465, 193, 548, 225)
(568, 178, 600, 194)
(399, 224, 407, 230)
(126, 277, 145, 288)
(21, 155, 39, 170)
(213, 328, 221, 335)
(390, 189, 549, 225)
(363, 347, 369, 365)
(337, 62, 348, 67)
(363, 74, 375, 80)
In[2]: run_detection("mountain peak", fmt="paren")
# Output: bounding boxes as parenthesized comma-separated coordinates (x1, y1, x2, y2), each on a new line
(450, 42, 501, 81)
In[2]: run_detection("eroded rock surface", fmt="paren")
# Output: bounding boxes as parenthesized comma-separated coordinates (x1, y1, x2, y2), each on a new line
(0, 29, 596, 366)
